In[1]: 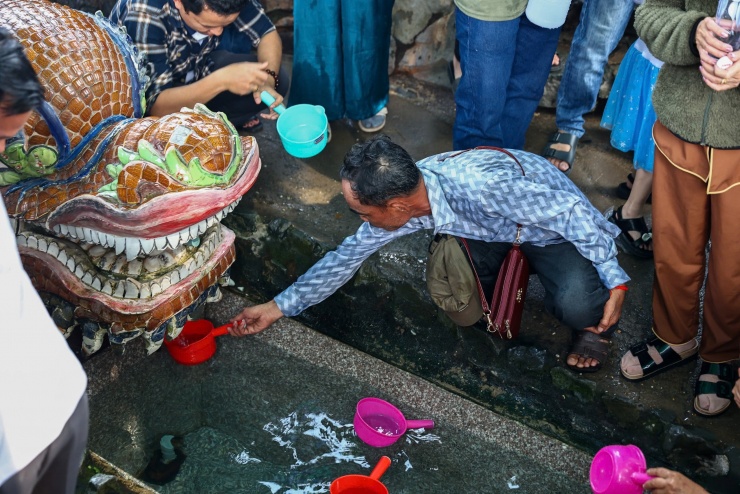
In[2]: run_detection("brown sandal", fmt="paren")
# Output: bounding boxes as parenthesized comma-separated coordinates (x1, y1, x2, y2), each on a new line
(567, 331, 610, 373)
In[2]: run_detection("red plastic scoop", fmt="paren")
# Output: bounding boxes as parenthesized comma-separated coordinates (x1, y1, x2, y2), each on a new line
(330, 456, 391, 494)
(164, 319, 231, 365)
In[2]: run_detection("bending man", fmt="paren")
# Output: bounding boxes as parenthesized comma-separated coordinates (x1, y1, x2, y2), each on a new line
(230, 136, 630, 372)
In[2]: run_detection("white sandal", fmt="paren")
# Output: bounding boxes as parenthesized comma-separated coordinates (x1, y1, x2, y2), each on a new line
(358, 107, 388, 133)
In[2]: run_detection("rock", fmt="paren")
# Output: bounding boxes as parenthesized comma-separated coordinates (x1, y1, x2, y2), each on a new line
(397, 12, 455, 86)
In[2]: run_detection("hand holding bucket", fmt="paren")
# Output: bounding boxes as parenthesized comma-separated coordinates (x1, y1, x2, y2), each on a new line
(260, 91, 328, 159)
(354, 397, 435, 448)
(590, 445, 655, 494)
(330, 456, 391, 494)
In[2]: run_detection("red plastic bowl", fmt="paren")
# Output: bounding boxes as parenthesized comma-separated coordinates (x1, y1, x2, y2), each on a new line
(164, 319, 230, 365)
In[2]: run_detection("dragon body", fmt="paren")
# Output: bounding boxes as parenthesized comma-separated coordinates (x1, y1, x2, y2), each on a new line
(1, 0, 261, 354)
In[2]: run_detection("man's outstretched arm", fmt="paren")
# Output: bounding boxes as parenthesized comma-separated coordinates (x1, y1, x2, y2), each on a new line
(229, 300, 284, 336)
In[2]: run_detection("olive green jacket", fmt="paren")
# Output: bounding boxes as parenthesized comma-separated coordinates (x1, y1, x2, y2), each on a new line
(636, 0, 740, 148)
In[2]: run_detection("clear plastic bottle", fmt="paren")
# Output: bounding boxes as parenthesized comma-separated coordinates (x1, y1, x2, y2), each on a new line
(525, 0, 573, 29)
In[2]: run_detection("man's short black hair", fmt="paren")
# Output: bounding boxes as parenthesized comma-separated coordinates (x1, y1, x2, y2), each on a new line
(340, 135, 421, 207)
(0, 28, 44, 116)
(181, 0, 250, 16)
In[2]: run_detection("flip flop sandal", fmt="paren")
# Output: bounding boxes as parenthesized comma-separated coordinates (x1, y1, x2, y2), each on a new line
(693, 362, 737, 417)
(541, 131, 578, 174)
(358, 107, 388, 133)
(242, 117, 263, 134)
(616, 173, 652, 203)
(621, 335, 698, 381)
(567, 331, 610, 373)
(605, 206, 653, 259)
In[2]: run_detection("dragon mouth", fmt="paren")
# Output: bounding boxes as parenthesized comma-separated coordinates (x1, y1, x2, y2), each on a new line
(16, 214, 235, 301)
(47, 197, 241, 261)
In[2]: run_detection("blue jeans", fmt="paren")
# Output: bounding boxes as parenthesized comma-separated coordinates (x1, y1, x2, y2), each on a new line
(464, 239, 611, 333)
(555, 0, 634, 137)
(453, 8, 560, 150)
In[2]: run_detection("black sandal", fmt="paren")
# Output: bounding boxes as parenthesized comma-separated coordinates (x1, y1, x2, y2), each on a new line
(541, 131, 578, 174)
(616, 173, 652, 203)
(567, 331, 610, 373)
(621, 335, 698, 381)
(606, 205, 653, 259)
(694, 361, 738, 417)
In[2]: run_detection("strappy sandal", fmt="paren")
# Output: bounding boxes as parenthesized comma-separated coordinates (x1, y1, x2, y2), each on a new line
(621, 335, 698, 381)
(616, 173, 652, 203)
(358, 107, 388, 133)
(694, 361, 738, 417)
(567, 331, 610, 373)
(541, 131, 578, 174)
(606, 205, 653, 259)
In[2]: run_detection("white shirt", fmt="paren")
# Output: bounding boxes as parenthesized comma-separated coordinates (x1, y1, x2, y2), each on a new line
(0, 197, 87, 486)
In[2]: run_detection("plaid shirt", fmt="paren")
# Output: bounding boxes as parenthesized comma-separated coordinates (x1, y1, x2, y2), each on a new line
(109, 0, 275, 112)
(274, 148, 630, 317)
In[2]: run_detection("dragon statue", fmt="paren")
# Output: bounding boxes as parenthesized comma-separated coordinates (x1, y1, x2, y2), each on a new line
(0, 0, 261, 355)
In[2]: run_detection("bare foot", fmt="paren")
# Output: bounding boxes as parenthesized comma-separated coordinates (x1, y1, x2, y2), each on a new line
(545, 143, 572, 172)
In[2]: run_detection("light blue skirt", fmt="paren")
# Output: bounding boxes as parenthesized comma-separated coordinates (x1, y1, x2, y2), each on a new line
(600, 43, 660, 172)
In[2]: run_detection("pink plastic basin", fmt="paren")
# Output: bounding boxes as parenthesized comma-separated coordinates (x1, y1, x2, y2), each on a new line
(590, 445, 654, 494)
(353, 397, 434, 448)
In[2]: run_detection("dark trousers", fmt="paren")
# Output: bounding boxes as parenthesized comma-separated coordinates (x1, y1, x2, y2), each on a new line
(465, 239, 610, 333)
(0, 394, 89, 494)
(207, 51, 291, 127)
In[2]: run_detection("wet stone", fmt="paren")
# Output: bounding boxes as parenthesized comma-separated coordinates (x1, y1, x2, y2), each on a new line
(550, 367, 599, 403)
(507, 345, 548, 372)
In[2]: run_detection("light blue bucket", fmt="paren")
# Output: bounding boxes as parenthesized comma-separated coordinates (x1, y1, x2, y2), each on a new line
(261, 91, 328, 158)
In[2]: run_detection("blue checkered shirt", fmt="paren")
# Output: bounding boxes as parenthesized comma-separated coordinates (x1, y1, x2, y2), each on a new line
(275, 148, 629, 317)
(109, 0, 274, 111)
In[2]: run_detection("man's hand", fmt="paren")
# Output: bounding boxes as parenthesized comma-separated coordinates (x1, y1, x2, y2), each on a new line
(229, 300, 284, 336)
(733, 368, 740, 409)
(643, 468, 708, 494)
(216, 61, 270, 96)
(254, 86, 283, 120)
(584, 287, 625, 334)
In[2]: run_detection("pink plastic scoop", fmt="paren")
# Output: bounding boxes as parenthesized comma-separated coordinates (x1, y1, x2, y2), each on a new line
(353, 397, 435, 448)
(590, 444, 655, 494)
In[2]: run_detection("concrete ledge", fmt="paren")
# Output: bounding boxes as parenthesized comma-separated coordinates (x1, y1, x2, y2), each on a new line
(223, 75, 739, 492)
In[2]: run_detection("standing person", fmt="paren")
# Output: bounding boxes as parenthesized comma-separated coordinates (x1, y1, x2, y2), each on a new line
(0, 28, 89, 494)
(619, 0, 740, 417)
(542, 0, 635, 174)
(109, 0, 289, 132)
(290, 0, 395, 134)
(601, 12, 662, 258)
(452, 0, 563, 151)
(229, 136, 630, 373)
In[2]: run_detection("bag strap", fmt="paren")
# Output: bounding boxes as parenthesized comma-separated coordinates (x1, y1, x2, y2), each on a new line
(458, 236, 492, 316)
(458, 226, 523, 323)
(440, 146, 526, 177)
(447, 146, 526, 327)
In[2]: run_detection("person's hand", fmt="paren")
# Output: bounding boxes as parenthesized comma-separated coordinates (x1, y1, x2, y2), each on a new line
(254, 86, 283, 120)
(229, 300, 284, 336)
(216, 61, 270, 96)
(696, 17, 735, 64)
(733, 368, 740, 409)
(584, 287, 625, 334)
(696, 17, 740, 90)
(642, 467, 708, 494)
(702, 51, 740, 90)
